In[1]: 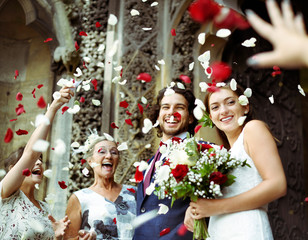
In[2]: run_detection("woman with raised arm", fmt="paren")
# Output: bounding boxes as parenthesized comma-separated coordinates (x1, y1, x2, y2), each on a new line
(64, 134, 136, 240)
(185, 80, 287, 239)
(0, 86, 72, 239)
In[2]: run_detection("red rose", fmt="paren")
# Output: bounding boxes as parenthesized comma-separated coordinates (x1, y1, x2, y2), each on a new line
(171, 164, 189, 183)
(198, 143, 213, 151)
(188, 0, 221, 24)
(209, 172, 227, 185)
(171, 137, 182, 143)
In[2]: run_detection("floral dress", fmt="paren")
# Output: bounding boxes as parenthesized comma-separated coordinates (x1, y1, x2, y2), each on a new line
(74, 184, 137, 240)
(0, 181, 55, 240)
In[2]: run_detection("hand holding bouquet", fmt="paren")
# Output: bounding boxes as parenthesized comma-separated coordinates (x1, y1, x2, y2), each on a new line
(153, 135, 250, 239)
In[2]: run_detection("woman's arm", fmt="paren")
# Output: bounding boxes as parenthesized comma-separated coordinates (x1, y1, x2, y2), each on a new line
(191, 120, 287, 218)
(64, 194, 82, 240)
(1, 86, 74, 199)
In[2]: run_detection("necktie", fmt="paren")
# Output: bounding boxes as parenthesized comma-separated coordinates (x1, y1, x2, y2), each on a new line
(143, 148, 161, 195)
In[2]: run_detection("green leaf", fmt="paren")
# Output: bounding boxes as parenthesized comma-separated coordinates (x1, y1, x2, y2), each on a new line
(223, 174, 236, 187)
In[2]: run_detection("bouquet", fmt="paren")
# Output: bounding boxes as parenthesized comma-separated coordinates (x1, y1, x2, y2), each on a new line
(153, 134, 250, 239)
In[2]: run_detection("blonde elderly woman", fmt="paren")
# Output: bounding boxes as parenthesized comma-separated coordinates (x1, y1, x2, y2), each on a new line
(0, 86, 72, 239)
(65, 135, 137, 240)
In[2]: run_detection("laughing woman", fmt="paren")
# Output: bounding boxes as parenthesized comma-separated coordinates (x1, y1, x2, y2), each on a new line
(0, 86, 72, 239)
(64, 136, 137, 240)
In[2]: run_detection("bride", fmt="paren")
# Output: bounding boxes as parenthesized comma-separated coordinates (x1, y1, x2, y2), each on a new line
(184, 80, 287, 239)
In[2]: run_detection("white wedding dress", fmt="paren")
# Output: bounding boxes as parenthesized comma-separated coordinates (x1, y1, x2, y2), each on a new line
(208, 130, 274, 240)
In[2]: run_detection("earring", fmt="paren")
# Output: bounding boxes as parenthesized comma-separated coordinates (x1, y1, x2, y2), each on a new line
(244, 110, 248, 114)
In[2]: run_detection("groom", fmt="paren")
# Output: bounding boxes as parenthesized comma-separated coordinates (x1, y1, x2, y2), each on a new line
(134, 85, 198, 239)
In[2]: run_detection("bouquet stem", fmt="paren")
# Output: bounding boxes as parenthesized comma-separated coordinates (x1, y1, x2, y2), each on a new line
(193, 218, 209, 240)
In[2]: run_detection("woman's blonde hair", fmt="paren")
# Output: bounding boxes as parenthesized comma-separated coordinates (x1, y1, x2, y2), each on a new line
(83, 136, 118, 159)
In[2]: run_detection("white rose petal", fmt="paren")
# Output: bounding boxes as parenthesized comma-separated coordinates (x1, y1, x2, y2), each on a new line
(164, 88, 175, 96)
(68, 162, 74, 168)
(298, 84, 306, 96)
(230, 78, 237, 91)
(145, 144, 151, 149)
(130, 9, 140, 16)
(35, 183, 40, 190)
(158, 59, 165, 65)
(118, 79, 127, 85)
(189, 62, 195, 71)
(54, 139, 66, 156)
(142, 118, 153, 134)
(108, 14, 118, 25)
(138, 161, 149, 172)
(141, 96, 147, 104)
(82, 168, 90, 177)
(112, 76, 121, 83)
(145, 182, 155, 195)
(241, 37, 257, 47)
(35, 114, 50, 127)
(153, 120, 159, 128)
(238, 116, 247, 126)
(108, 40, 119, 57)
(56, 78, 68, 87)
(103, 133, 114, 141)
(0, 169, 6, 178)
(142, 27, 152, 31)
(238, 95, 249, 106)
(97, 62, 105, 68)
(198, 33, 206, 45)
(269, 95, 274, 104)
(159, 144, 167, 154)
(158, 203, 169, 215)
(195, 99, 206, 110)
(216, 28, 231, 38)
(32, 140, 49, 152)
(52, 91, 61, 100)
(120, 92, 125, 98)
(118, 142, 128, 151)
(73, 80, 82, 88)
(67, 105, 80, 114)
(82, 84, 91, 91)
(199, 82, 209, 92)
(151, 2, 158, 6)
(198, 50, 210, 63)
(98, 44, 105, 52)
(43, 169, 53, 178)
(74, 67, 82, 77)
(155, 65, 160, 70)
(244, 88, 252, 98)
(114, 66, 122, 71)
(216, 82, 226, 87)
(131, 209, 158, 229)
(83, 56, 91, 62)
(177, 82, 185, 89)
(92, 99, 101, 106)
(155, 165, 170, 184)
(71, 142, 80, 148)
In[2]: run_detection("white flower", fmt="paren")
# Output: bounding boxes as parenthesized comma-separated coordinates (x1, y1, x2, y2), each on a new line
(158, 203, 169, 214)
(142, 118, 153, 134)
(130, 9, 140, 16)
(53, 91, 61, 100)
(230, 78, 237, 91)
(241, 37, 257, 47)
(155, 165, 170, 184)
(238, 116, 247, 126)
(43, 169, 53, 178)
(198, 33, 206, 45)
(244, 88, 252, 98)
(216, 29, 231, 38)
(238, 95, 249, 106)
(117, 142, 128, 151)
(108, 14, 118, 25)
(298, 85, 306, 96)
(32, 140, 49, 152)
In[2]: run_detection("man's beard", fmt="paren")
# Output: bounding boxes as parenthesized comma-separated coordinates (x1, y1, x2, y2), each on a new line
(160, 119, 190, 137)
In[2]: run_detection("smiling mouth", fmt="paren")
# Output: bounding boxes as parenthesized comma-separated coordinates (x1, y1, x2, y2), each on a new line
(165, 116, 179, 124)
(221, 116, 233, 122)
(102, 162, 113, 170)
(32, 169, 42, 175)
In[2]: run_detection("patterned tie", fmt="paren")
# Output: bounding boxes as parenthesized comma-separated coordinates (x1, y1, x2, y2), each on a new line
(143, 148, 161, 196)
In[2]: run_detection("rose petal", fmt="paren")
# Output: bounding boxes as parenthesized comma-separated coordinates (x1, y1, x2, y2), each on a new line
(4, 128, 13, 143)
(62, 106, 69, 114)
(214, 7, 250, 30)
(125, 119, 133, 127)
(43, 169, 53, 178)
(22, 168, 31, 176)
(173, 112, 182, 121)
(113, 218, 117, 224)
(79, 31, 88, 36)
(95, 22, 101, 27)
(158, 203, 169, 215)
(111, 122, 119, 129)
(151, 2, 158, 7)
(10, 119, 17, 122)
(177, 224, 188, 236)
(126, 110, 132, 116)
(195, 98, 206, 110)
(179, 74, 191, 83)
(37, 96, 47, 109)
(238, 116, 247, 126)
(120, 100, 129, 108)
(142, 118, 153, 134)
(103, 133, 114, 141)
(130, 9, 140, 16)
(188, 0, 220, 24)
(199, 82, 209, 92)
(164, 88, 175, 96)
(118, 142, 128, 151)
(242, 37, 257, 47)
(131, 209, 158, 228)
(244, 88, 252, 98)
(108, 14, 118, 25)
(52, 91, 61, 100)
(136, 73, 152, 82)
(44, 38, 53, 43)
(74, 67, 82, 77)
(92, 99, 101, 106)
(298, 85, 306, 96)
(158, 59, 165, 65)
(189, 62, 194, 71)
(14, 70, 19, 80)
(82, 167, 89, 177)
(16, 129, 28, 135)
(216, 28, 231, 38)
(127, 188, 136, 193)
(35, 114, 50, 127)
(54, 139, 66, 155)
(16, 104, 26, 116)
(134, 166, 143, 183)
(198, 33, 206, 45)
(142, 27, 152, 31)
(32, 139, 50, 152)
(108, 40, 119, 57)
(193, 106, 204, 120)
(75, 41, 80, 51)
(58, 181, 67, 189)
(194, 125, 202, 134)
(145, 182, 155, 195)
(171, 28, 176, 36)
(91, 79, 98, 90)
(269, 95, 274, 104)
(160, 228, 170, 237)
(141, 96, 148, 104)
(138, 103, 144, 114)
(81, 159, 86, 165)
(238, 95, 249, 106)
(210, 61, 232, 82)
(16, 92, 23, 101)
(230, 78, 237, 91)
(177, 82, 185, 89)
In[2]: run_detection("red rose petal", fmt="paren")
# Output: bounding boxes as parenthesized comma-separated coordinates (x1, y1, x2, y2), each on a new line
(83, 61, 87, 69)
(22, 168, 31, 176)
(91, 79, 98, 91)
(305, 197, 308, 202)
(127, 188, 136, 193)
(37, 84, 44, 89)
(44, 38, 53, 43)
(37, 96, 47, 109)
(120, 100, 129, 108)
(16, 92, 23, 101)
(134, 166, 143, 183)
(111, 122, 119, 129)
(120, 69, 123, 77)
(171, 28, 176, 36)
(138, 103, 144, 114)
(160, 227, 171, 236)
(32, 88, 36, 98)
(81, 159, 86, 165)
(273, 66, 280, 71)
(194, 125, 202, 134)
(4, 128, 13, 143)
(79, 31, 88, 36)
(173, 112, 182, 121)
(179, 74, 191, 84)
(126, 110, 132, 116)
(214, 7, 250, 30)
(136, 73, 152, 82)
(188, 0, 221, 24)
(10, 119, 17, 122)
(80, 96, 85, 103)
(62, 106, 69, 115)
(51, 147, 55, 150)
(16, 129, 28, 135)
(210, 61, 231, 82)
(15, 104, 26, 116)
(113, 218, 117, 224)
(177, 224, 188, 236)
(58, 181, 67, 189)
(75, 41, 80, 51)
(14, 70, 19, 80)
(95, 22, 102, 28)
(125, 119, 133, 127)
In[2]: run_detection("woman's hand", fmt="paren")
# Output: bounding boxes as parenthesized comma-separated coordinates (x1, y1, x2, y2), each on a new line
(190, 198, 223, 220)
(78, 230, 97, 240)
(184, 206, 195, 232)
(48, 215, 71, 240)
(50, 86, 74, 111)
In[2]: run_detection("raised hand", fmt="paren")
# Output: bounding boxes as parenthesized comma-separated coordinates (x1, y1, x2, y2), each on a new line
(48, 215, 71, 240)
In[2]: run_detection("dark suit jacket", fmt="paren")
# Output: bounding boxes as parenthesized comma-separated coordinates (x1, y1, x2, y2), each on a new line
(133, 154, 193, 240)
